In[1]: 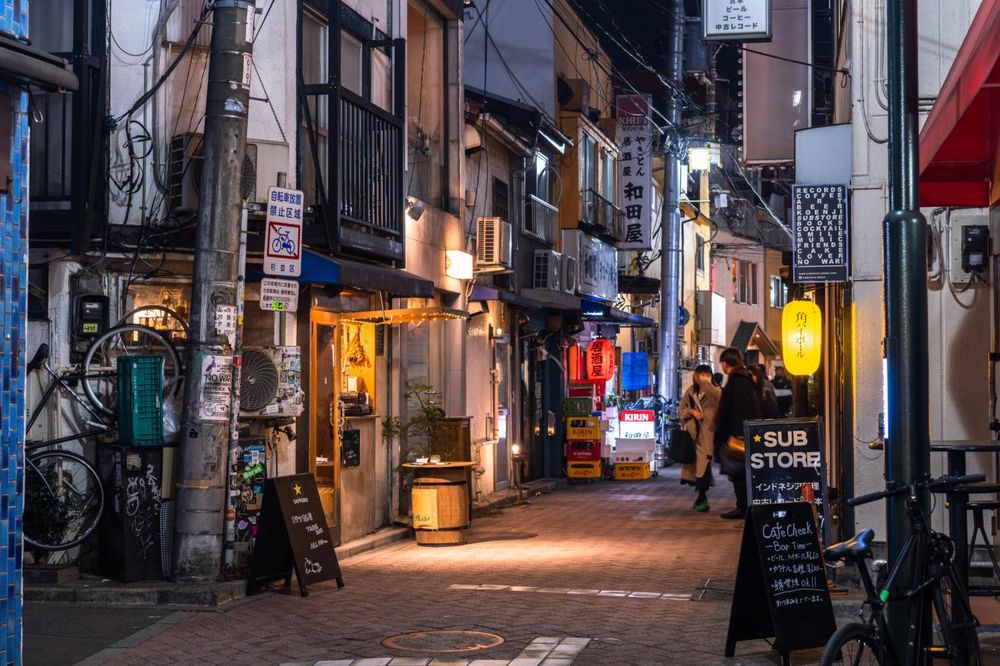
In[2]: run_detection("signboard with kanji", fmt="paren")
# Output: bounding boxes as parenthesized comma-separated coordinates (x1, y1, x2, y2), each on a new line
(791, 184, 850, 284)
(616, 95, 653, 251)
(260, 277, 299, 312)
(264, 187, 304, 277)
(703, 0, 772, 42)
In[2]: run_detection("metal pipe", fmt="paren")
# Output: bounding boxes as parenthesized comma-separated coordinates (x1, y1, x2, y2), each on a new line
(657, 0, 683, 405)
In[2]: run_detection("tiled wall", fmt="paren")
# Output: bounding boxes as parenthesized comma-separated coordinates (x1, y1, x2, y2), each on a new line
(0, 0, 29, 663)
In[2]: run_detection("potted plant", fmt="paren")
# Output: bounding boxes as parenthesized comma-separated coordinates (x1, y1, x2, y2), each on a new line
(382, 383, 458, 463)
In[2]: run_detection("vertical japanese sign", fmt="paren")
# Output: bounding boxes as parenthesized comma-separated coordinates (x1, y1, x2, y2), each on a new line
(616, 95, 653, 251)
(703, 0, 772, 41)
(791, 184, 850, 283)
(264, 186, 304, 277)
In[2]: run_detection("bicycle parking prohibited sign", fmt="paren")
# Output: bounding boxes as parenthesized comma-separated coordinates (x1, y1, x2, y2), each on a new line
(260, 278, 299, 312)
(264, 186, 304, 277)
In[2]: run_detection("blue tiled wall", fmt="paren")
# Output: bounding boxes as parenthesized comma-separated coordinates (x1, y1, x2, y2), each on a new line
(0, 0, 29, 663)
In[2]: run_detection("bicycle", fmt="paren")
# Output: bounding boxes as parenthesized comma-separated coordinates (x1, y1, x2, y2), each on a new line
(271, 228, 296, 255)
(23, 324, 182, 550)
(820, 473, 984, 665)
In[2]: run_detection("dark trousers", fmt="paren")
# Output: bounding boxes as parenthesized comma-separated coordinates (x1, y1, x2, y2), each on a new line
(694, 464, 712, 493)
(730, 473, 747, 511)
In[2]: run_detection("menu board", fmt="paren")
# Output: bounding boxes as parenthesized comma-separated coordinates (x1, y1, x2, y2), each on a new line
(744, 418, 830, 544)
(792, 184, 850, 283)
(725, 502, 836, 659)
(247, 474, 343, 596)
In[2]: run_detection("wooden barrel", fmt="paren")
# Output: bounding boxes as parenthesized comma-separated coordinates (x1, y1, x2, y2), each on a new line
(411, 467, 470, 546)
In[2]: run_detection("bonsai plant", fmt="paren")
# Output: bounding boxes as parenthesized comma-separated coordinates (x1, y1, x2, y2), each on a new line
(382, 382, 457, 463)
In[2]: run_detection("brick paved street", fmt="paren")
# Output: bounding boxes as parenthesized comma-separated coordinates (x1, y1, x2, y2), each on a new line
(104, 469, 824, 665)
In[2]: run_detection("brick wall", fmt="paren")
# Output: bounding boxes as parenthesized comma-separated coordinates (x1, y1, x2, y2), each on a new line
(0, 0, 29, 662)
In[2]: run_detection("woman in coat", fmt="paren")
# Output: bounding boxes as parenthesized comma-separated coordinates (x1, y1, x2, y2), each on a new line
(679, 364, 721, 512)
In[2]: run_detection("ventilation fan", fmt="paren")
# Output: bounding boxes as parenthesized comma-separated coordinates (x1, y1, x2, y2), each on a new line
(240, 348, 280, 412)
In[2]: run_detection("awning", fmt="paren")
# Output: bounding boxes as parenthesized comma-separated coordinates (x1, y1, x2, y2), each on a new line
(0, 35, 77, 91)
(918, 0, 1000, 207)
(730, 320, 780, 358)
(250, 249, 434, 298)
(519, 287, 581, 311)
(340, 307, 469, 325)
(469, 285, 547, 309)
(580, 300, 656, 328)
(617, 274, 661, 294)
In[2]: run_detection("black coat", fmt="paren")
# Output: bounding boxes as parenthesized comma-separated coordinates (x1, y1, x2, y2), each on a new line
(713, 366, 764, 448)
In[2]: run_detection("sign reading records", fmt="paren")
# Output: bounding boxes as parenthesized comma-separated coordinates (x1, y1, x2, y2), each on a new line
(792, 184, 849, 283)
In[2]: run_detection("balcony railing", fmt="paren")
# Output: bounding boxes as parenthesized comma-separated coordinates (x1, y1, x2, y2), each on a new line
(526, 194, 558, 244)
(581, 189, 625, 243)
(339, 90, 404, 239)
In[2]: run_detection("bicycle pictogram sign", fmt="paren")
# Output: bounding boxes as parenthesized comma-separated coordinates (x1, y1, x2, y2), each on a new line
(264, 186, 304, 277)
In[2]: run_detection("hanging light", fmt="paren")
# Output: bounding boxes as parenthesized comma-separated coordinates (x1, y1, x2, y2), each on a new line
(586, 338, 616, 382)
(445, 250, 474, 280)
(688, 146, 711, 172)
(782, 300, 822, 376)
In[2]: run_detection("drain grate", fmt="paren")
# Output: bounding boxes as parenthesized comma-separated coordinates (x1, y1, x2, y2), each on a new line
(382, 630, 505, 654)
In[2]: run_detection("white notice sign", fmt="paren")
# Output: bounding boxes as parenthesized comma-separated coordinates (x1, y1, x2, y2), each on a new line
(703, 0, 772, 42)
(264, 186, 304, 277)
(260, 277, 299, 312)
(198, 355, 233, 422)
(616, 95, 653, 251)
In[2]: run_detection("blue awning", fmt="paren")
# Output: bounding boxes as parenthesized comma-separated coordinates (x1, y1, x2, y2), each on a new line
(249, 249, 434, 298)
(580, 300, 656, 328)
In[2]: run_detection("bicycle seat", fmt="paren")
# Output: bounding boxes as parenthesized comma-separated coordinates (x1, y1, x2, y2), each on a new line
(824, 528, 875, 563)
(27, 343, 49, 373)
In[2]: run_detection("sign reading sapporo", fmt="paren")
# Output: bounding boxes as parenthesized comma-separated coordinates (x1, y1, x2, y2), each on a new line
(792, 184, 850, 284)
(260, 277, 299, 312)
(703, 0, 772, 42)
(744, 418, 831, 544)
(264, 186, 304, 277)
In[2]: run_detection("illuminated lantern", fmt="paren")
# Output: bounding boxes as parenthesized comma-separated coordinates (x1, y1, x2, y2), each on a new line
(782, 300, 822, 376)
(586, 338, 616, 381)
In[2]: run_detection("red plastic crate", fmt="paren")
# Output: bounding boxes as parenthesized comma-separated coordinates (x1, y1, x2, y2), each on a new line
(566, 439, 601, 461)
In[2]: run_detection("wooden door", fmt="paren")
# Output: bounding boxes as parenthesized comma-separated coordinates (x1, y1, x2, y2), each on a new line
(309, 310, 340, 540)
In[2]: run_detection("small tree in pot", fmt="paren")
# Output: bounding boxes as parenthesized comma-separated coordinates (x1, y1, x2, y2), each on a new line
(382, 382, 457, 463)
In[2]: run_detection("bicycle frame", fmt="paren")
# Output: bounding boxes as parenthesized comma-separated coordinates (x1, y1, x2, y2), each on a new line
(26, 361, 113, 452)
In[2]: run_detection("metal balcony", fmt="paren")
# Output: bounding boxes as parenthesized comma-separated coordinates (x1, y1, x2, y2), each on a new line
(581, 189, 625, 244)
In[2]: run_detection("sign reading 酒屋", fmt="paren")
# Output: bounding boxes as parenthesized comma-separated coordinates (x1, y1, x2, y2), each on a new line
(616, 95, 653, 251)
(744, 418, 830, 544)
(618, 409, 656, 439)
(264, 187, 304, 277)
(259, 277, 299, 313)
(703, 0, 772, 42)
(792, 184, 850, 284)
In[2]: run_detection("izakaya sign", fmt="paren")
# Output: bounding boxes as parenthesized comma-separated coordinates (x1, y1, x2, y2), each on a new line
(618, 410, 655, 439)
(616, 95, 653, 251)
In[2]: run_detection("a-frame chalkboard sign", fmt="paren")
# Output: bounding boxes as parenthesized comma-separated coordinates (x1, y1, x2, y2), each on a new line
(724, 502, 836, 664)
(247, 474, 344, 596)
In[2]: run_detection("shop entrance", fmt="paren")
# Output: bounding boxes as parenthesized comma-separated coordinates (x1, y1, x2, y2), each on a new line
(309, 310, 340, 542)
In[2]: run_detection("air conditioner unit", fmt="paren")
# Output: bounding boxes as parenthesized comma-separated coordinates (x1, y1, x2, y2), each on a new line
(561, 254, 578, 294)
(475, 217, 513, 269)
(239, 346, 304, 419)
(695, 290, 727, 347)
(561, 78, 591, 112)
(170, 133, 258, 213)
(533, 250, 562, 291)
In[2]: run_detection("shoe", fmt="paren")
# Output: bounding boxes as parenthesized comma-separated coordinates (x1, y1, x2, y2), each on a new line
(693, 499, 710, 512)
(720, 508, 745, 519)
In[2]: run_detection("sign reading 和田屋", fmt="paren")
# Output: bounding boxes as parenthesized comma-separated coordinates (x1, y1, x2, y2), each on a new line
(616, 95, 653, 251)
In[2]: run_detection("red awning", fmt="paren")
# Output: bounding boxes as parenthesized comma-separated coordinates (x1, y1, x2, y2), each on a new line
(919, 0, 1000, 207)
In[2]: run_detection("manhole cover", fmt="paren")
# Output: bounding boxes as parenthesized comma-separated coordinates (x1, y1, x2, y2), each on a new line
(382, 630, 505, 653)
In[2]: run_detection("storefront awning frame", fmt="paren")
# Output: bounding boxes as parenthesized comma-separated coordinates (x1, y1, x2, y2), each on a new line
(340, 306, 469, 325)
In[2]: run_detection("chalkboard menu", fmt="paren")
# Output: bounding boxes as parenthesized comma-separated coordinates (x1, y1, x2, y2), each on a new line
(99, 444, 163, 582)
(792, 184, 849, 283)
(725, 502, 836, 659)
(247, 474, 343, 596)
(744, 418, 831, 544)
(341, 429, 361, 468)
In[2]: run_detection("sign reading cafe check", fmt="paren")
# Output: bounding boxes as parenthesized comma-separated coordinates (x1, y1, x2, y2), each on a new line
(616, 94, 653, 251)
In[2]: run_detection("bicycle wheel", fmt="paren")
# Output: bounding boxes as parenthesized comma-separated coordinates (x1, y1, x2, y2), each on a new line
(23, 451, 105, 551)
(82, 324, 183, 417)
(820, 623, 885, 666)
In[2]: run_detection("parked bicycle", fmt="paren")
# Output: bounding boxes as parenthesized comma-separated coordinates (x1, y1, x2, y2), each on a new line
(820, 473, 984, 666)
(23, 324, 182, 550)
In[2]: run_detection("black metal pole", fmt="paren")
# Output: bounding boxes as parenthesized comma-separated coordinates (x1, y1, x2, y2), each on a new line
(882, 0, 929, 652)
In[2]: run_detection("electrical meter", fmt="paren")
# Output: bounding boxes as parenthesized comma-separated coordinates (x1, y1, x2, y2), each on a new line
(74, 294, 109, 339)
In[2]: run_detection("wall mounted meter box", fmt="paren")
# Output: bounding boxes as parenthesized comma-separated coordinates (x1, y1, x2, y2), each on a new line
(949, 212, 989, 285)
(74, 294, 109, 338)
(961, 225, 989, 274)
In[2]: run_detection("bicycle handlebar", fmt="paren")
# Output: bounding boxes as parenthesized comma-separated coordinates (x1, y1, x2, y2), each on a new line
(847, 473, 987, 507)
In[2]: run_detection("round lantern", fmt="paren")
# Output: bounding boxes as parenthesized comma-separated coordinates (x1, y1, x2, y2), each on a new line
(586, 338, 616, 381)
(782, 300, 822, 376)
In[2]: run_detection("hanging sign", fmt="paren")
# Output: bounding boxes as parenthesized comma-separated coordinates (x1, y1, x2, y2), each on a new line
(703, 0, 772, 42)
(792, 184, 850, 283)
(782, 300, 822, 376)
(260, 277, 299, 313)
(616, 95, 653, 250)
(744, 418, 831, 544)
(586, 338, 616, 381)
(264, 186, 304, 277)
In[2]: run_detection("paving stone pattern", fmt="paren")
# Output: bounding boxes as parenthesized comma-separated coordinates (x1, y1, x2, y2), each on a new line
(0, 2, 30, 661)
(108, 470, 829, 665)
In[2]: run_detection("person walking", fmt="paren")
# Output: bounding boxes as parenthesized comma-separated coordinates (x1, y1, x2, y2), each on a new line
(679, 364, 720, 512)
(750, 364, 782, 419)
(713, 348, 763, 519)
(771, 365, 793, 416)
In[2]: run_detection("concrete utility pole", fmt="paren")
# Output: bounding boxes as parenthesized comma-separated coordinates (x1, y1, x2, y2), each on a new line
(175, 0, 255, 581)
(882, 0, 929, 652)
(657, 0, 684, 405)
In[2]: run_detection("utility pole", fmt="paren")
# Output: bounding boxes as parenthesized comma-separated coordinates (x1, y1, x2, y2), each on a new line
(175, 0, 255, 581)
(882, 0, 929, 652)
(658, 0, 684, 405)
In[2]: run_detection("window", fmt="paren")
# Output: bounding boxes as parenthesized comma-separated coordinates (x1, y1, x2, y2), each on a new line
(735, 260, 759, 306)
(492, 178, 509, 221)
(580, 134, 597, 223)
(600, 148, 615, 203)
(696, 236, 706, 273)
(525, 152, 557, 242)
(770, 275, 788, 308)
(407, 1, 447, 206)
(300, 6, 330, 205)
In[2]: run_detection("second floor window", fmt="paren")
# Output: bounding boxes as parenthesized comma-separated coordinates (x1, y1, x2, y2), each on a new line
(696, 236, 706, 273)
(735, 260, 759, 306)
(407, 0, 447, 207)
(492, 178, 509, 221)
(770, 275, 788, 308)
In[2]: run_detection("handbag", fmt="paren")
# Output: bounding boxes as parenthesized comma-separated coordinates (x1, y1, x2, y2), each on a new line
(718, 435, 746, 476)
(669, 393, 699, 465)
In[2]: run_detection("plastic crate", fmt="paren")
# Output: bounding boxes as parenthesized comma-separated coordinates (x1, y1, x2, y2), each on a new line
(614, 462, 651, 480)
(117, 355, 165, 447)
(562, 397, 593, 417)
(567, 460, 602, 479)
(565, 416, 601, 440)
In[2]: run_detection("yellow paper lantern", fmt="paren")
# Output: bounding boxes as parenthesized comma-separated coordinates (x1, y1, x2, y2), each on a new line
(782, 300, 822, 376)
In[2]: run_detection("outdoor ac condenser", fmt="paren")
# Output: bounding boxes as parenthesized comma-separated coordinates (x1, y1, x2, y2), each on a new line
(239, 346, 304, 419)
(561, 254, 578, 294)
(533, 250, 562, 291)
(169, 133, 258, 213)
(475, 217, 513, 269)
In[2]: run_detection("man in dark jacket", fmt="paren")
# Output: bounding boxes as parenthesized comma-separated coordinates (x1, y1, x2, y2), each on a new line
(713, 347, 763, 519)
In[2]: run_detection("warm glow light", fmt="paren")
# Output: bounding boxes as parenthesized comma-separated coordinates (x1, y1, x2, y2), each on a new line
(511, 443, 521, 456)
(445, 250, 474, 280)
(688, 146, 711, 172)
(586, 338, 616, 381)
(782, 300, 822, 376)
